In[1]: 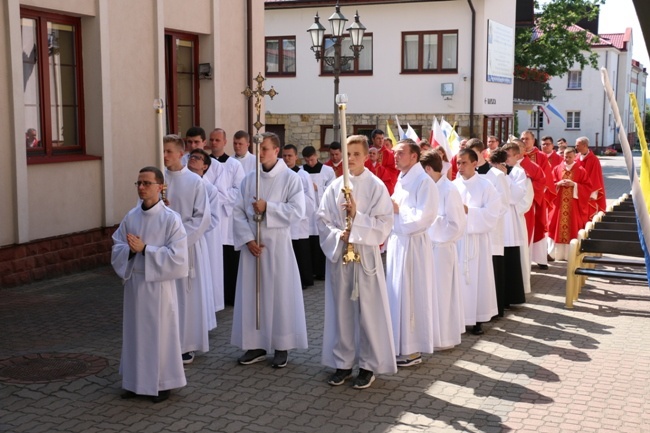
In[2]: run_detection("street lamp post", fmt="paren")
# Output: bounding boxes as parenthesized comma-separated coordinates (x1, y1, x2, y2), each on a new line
(307, 2, 366, 143)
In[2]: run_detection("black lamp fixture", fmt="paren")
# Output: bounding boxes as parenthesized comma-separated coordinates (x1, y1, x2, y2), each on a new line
(198, 63, 212, 80)
(306, 2, 367, 143)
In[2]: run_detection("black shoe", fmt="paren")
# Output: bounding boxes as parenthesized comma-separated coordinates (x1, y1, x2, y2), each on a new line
(471, 324, 484, 335)
(151, 390, 170, 403)
(537, 264, 549, 270)
(182, 351, 195, 365)
(121, 390, 137, 399)
(238, 349, 267, 365)
(271, 350, 288, 368)
(352, 368, 375, 389)
(327, 368, 353, 386)
(547, 254, 555, 262)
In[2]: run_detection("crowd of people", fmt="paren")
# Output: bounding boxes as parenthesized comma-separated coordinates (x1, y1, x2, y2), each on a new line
(111, 127, 607, 401)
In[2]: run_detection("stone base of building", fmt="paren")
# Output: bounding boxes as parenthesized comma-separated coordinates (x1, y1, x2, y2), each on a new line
(0, 227, 118, 288)
(266, 112, 484, 155)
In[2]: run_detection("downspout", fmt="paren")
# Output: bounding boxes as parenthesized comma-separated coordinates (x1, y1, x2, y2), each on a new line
(467, 0, 476, 137)
(601, 51, 608, 149)
(246, 0, 254, 136)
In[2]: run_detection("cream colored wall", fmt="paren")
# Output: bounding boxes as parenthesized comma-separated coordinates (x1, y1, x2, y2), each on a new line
(27, 161, 103, 240)
(165, 0, 212, 35)
(105, 0, 159, 222)
(1, 0, 263, 246)
(0, 3, 17, 245)
(20, 0, 95, 16)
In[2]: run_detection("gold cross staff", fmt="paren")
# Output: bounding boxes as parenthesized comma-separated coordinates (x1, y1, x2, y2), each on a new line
(241, 73, 278, 330)
(242, 72, 278, 133)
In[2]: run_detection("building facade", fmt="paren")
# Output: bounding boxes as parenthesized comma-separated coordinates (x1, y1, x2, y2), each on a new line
(1, 0, 265, 287)
(516, 26, 647, 151)
(264, 0, 517, 153)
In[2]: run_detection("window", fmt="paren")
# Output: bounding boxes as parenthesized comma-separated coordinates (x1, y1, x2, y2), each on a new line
(22, 9, 85, 159)
(402, 31, 458, 73)
(567, 71, 582, 89)
(321, 34, 373, 75)
(165, 31, 199, 136)
(266, 36, 296, 76)
(566, 111, 581, 129)
(530, 111, 544, 129)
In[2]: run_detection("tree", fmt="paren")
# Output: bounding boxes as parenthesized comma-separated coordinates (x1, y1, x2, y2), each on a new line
(515, 0, 605, 78)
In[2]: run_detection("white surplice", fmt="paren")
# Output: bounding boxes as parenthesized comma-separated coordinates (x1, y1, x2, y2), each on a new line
(386, 164, 439, 356)
(428, 176, 466, 349)
(509, 163, 534, 293)
(112, 200, 188, 396)
(290, 167, 316, 241)
(214, 157, 246, 247)
(231, 159, 308, 352)
(317, 168, 397, 375)
(234, 152, 257, 175)
(483, 168, 510, 256)
(304, 163, 336, 236)
(453, 174, 500, 325)
(202, 177, 224, 316)
(166, 166, 212, 354)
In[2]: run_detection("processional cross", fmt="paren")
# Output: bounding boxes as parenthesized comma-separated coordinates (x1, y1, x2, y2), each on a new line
(241, 73, 278, 330)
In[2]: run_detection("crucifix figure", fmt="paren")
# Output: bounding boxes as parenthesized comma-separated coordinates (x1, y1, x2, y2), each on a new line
(242, 72, 278, 133)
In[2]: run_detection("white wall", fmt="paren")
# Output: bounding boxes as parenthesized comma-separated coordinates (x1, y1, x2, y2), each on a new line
(265, 0, 515, 117)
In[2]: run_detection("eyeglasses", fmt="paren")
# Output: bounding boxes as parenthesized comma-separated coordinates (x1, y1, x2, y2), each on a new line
(188, 154, 205, 161)
(135, 181, 160, 187)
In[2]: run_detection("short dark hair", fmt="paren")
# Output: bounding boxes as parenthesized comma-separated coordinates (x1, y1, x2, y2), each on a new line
(371, 129, 385, 139)
(467, 138, 484, 152)
(302, 145, 317, 158)
(541, 135, 554, 143)
(261, 132, 281, 148)
(502, 141, 521, 155)
(329, 141, 341, 151)
(397, 138, 421, 160)
(458, 148, 478, 163)
(489, 148, 508, 165)
(185, 126, 206, 141)
(234, 130, 250, 141)
(420, 150, 442, 173)
(139, 166, 164, 184)
(190, 148, 212, 170)
(283, 144, 298, 154)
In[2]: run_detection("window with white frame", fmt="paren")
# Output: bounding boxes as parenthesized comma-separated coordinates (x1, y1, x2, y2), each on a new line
(529, 110, 544, 129)
(567, 71, 582, 89)
(566, 111, 581, 129)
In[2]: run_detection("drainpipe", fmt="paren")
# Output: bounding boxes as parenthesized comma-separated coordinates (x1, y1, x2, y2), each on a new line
(467, 0, 476, 137)
(246, 0, 254, 137)
(601, 51, 608, 150)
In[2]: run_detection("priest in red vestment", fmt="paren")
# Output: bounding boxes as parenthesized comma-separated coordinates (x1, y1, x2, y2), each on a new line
(324, 141, 344, 178)
(548, 147, 592, 260)
(541, 136, 563, 168)
(521, 131, 555, 269)
(575, 136, 607, 219)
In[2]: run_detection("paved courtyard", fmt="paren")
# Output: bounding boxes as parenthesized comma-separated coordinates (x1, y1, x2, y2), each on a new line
(1, 154, 649, 433)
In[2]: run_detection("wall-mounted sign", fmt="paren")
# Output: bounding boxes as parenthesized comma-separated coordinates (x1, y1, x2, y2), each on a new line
(487, 20, 514, 84)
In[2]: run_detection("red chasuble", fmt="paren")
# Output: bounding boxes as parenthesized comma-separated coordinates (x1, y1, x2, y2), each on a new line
(579, 151, 607, 218)
(377, 146, 399, 195)
(324, 159, 343, 178)
(520, 156, 547, 244)
(545, 151, 563, 169)
(548, 163, 592, 243)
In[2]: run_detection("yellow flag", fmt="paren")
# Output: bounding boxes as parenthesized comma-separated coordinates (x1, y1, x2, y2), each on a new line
(630, 92, 650, 214)
(386, 120, 398, 149)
